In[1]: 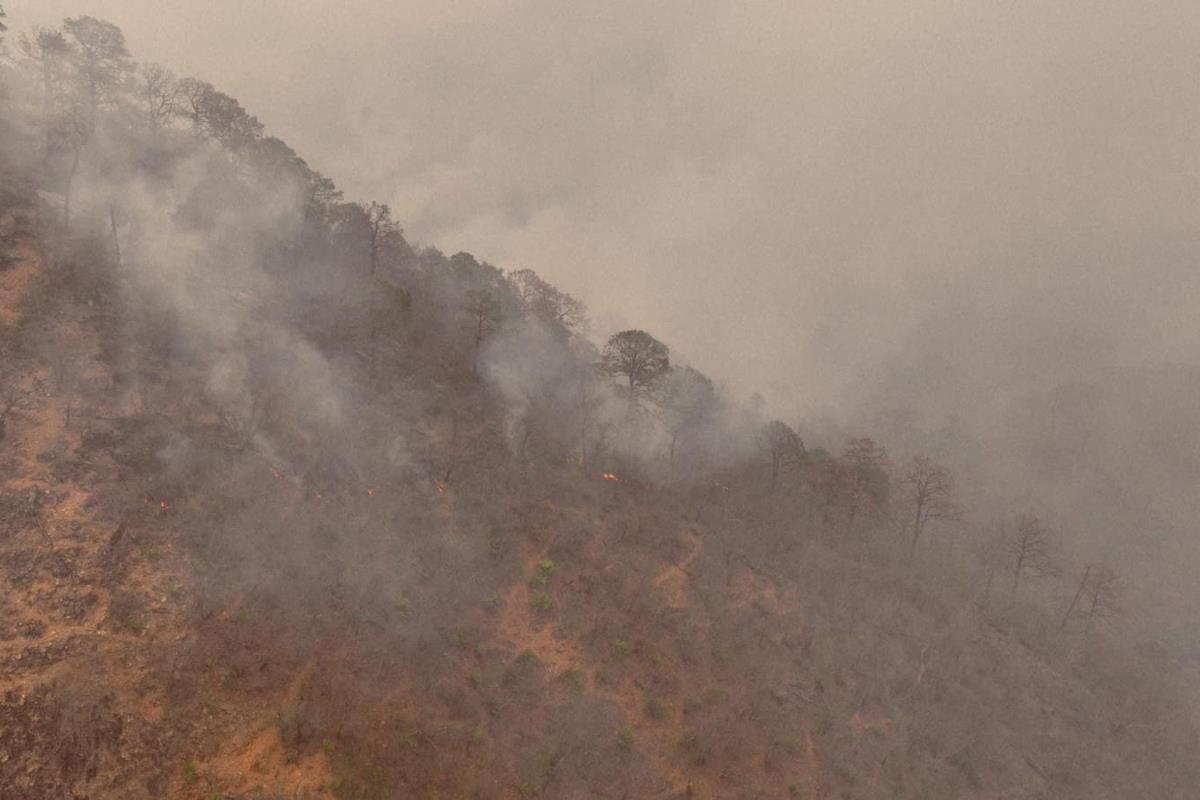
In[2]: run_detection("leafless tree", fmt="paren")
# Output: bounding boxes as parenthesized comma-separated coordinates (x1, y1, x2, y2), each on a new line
(139, 63, 178, 132)
(174, 78, 262, 149)
(898, 455, 960, 559)
(1002, 512, 1060, 600)
(175, 77, 212, 133)
(509, 268, 589, 335)
(365, 201, 402, 277)
(1060, 563, 1121, 628)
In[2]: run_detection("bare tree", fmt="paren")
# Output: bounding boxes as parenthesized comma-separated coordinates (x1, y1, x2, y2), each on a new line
(898, 455, 960, 559)
(509, 268, 589, 335)
(139, 63, 178, 132)
(1060, 563, 1121, 628)
(174, 78, 262, 149)
(600, 329, 670, 410)
(175, 77, 212, 133)
(1001, 513, 1059, 600)
(365, 201, 402, 277)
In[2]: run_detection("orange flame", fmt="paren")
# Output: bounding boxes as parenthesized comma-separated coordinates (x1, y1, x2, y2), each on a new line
(159, 500, 170, 512)
(366, 487, 377, 497)
(603, 473, 620, 482)
(434, 481, 448, 495)
(270, 467, 283, 481)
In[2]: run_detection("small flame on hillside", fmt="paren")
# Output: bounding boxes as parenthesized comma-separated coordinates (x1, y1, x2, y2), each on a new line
(367, 487, 377, 497)
(144, 495, 172, 512)
(270, 467, 283, 481)
(434, 480, 448, 495)
(602, 473, 620, 482)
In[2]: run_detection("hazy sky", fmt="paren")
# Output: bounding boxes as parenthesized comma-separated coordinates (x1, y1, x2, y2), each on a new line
(9, 0, 1200, 421)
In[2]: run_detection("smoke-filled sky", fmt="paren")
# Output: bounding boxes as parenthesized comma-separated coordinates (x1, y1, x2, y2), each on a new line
(9, 0, 1200, 420)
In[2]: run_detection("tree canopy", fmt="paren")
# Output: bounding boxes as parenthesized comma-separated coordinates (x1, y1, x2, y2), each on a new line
(600, 329, 670, 406)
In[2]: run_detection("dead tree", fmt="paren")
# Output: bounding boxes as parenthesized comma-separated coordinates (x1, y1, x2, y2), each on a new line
(1060, 563, 1120, 628)
(1002, 513, 1059, 600)
(898, 455, 960, 559)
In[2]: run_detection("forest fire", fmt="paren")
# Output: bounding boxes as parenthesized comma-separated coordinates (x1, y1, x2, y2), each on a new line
(144, 496, 171, 512)
(0, 7, 1194, 798)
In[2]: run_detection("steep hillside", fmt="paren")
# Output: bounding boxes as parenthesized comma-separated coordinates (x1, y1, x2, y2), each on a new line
(1, 200, 1198, 798)
(1, 12, 1199, 800)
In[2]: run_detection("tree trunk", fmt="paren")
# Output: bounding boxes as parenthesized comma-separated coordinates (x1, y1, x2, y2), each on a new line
(369, 224, 379, 276)
(982, 564, 996, 604)
(109, 204, 122, 267)
(908, 499, 925, 560)
(63, 145, 81, 232)
(1060, 565, 1091, 629)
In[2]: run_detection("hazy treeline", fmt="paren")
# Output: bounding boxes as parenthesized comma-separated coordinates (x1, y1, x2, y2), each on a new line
(0, 11, 1197, 798)
(0, 9, 1172, 652)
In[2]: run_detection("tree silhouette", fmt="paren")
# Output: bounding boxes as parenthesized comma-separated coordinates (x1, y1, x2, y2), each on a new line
(899, 455, 960, 559)
(1002, 513, 1059, 600)
(600, 329, 669, 409)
